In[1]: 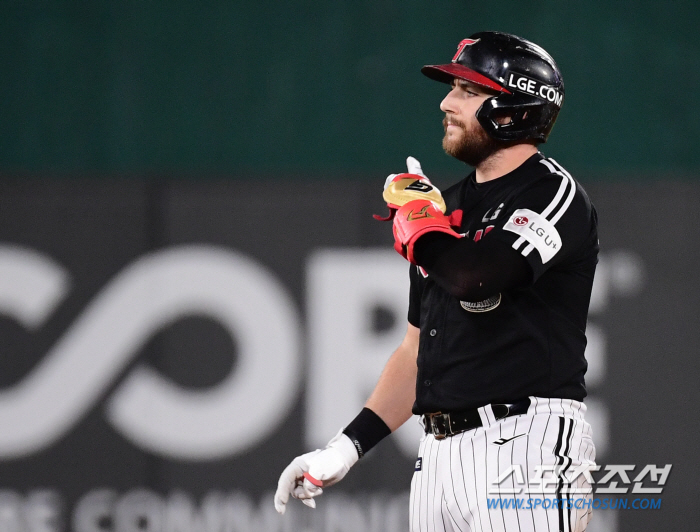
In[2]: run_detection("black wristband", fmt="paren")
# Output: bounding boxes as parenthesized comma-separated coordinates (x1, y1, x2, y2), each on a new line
(342, 407, 391, 459)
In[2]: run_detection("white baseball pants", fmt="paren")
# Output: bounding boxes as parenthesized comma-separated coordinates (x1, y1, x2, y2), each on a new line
(410, 397, 596, 532)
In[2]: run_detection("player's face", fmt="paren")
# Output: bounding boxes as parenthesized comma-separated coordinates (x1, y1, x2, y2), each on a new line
(440, 79, 501, 167)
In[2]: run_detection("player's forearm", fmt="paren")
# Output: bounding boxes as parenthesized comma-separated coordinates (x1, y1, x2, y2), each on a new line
(413, 232, 531, 301)
(364, 324, 419, 432)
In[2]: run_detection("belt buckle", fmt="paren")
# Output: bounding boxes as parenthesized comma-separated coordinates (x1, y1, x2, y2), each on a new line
(429, 412, 452, 440)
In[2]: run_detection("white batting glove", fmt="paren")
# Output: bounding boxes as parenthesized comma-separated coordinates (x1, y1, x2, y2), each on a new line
(383, 156, 430, 190)
(273, 429, 359, 515)
(274, 449, 322, 514)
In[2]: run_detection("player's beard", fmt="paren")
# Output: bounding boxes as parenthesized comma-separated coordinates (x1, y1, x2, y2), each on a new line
(442, 116, 501, 167)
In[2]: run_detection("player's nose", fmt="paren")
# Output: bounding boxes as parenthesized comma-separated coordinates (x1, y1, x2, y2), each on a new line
(440, 88, 459, 114)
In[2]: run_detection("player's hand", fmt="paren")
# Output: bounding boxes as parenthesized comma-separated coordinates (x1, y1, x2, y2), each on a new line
(374, 156, 447, 221)
(383, 155, 427, 187)
(273, 430, 359, 515)
(393, 199, 461, 263)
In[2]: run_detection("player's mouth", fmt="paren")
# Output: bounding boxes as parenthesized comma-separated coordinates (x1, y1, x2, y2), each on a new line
(443, 116, 465, 132)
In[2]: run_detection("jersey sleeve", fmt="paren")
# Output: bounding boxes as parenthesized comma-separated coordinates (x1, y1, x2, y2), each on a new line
(487, 160, 597, 282)
(408, 264, 423, 327)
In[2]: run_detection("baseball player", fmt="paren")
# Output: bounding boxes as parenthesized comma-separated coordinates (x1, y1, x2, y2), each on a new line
(275, 31, 598, 532)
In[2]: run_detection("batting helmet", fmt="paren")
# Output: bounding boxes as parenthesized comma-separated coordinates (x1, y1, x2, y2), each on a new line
(421, 31, 564, 143)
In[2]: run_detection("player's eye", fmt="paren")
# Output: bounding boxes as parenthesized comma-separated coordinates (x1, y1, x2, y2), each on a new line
(457, 82, 477, 95)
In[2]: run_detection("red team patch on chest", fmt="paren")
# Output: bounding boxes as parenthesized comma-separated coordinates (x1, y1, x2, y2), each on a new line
(473, 225, 494, 242)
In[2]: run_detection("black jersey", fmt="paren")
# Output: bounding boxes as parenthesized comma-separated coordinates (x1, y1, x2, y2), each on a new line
(408, 152, 598, 414)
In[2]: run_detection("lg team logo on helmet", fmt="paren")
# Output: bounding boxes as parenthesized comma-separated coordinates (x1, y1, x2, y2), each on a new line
(451, 38, 480, 62)
(506, 72, 563, 107)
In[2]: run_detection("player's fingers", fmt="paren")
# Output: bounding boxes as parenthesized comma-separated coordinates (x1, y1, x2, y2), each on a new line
(384, 173, 398, 190)
(291, 477, 323, 500)
(301, 478, 323, 498)
(277, 466, 302, 494)
(274, 456, 310, 513)
(406, 156, 424, 176)
(293, 483, 323, 502)
(301, 498, 317, 509)
(274, 485, 290, 514)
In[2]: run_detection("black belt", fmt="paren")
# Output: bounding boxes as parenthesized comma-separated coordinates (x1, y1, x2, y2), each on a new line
(422, 398, 531, 440)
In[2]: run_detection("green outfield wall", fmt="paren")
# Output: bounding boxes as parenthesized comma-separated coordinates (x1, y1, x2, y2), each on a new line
(1, 1, 698, 179)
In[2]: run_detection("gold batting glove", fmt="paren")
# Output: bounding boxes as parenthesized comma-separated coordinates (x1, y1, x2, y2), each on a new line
(374, 156, 446, 221)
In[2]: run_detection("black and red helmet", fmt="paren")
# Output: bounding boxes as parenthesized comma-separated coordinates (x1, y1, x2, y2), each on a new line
(422, 31, 565, 143)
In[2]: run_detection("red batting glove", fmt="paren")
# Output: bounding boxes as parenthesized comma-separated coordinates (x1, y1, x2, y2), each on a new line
(393, 199, 461, 264)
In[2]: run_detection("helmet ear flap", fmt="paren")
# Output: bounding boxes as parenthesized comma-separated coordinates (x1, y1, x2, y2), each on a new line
(476, 95, 558, 143)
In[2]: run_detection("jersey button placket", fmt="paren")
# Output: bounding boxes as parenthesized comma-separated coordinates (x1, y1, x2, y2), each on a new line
(425, 329, 437, 388)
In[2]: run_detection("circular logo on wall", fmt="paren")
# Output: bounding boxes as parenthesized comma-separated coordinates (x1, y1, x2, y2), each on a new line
(513, 216, 528, 226)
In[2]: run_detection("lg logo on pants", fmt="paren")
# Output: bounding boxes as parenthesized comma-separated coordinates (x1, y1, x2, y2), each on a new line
(0, 245, 422, 461)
